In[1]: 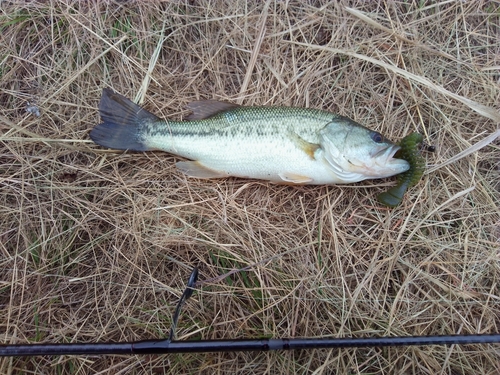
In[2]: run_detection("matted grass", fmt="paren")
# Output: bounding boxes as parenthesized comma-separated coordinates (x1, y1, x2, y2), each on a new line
(1, 1, 499, 374)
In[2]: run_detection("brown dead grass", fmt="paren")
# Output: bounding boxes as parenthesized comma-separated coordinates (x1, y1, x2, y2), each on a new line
(1, 1, 499, 374)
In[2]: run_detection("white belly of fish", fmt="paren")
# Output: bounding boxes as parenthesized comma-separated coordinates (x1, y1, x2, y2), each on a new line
(143, 132, 346, 184)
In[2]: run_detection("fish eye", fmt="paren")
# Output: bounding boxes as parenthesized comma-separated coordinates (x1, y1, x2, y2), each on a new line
(370, 131, 383, 143)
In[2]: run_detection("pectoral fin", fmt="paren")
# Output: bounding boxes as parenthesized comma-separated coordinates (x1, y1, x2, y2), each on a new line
(288, 132, 320, 160)
(187, 100, 240, 120)
(278, 172, 313, 184)
(176, 160, 228, 179)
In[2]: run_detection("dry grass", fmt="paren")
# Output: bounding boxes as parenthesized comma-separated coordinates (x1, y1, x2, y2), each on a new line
(1, 1, 499, 374)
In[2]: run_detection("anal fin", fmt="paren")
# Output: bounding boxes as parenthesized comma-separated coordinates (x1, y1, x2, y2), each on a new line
(278, 172, 313, 184)
(176, 160, 228, 179)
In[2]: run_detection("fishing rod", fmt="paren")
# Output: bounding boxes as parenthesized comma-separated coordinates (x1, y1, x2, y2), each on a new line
(1, 268, 499, 357)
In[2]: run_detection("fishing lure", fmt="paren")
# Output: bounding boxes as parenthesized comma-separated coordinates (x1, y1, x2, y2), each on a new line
(377, 132, 426, 207)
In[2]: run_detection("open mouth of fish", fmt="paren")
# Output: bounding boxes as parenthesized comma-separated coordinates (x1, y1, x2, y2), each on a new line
(369, 145, 410, 174)
(371, 144, 402, 162)
(346, 144, 409, 177)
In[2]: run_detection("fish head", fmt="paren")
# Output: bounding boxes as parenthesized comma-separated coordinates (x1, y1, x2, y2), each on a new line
(320, 117, 410, 182)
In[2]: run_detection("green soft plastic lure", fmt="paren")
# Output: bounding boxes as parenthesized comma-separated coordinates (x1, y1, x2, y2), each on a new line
(377, 132, 425, 207)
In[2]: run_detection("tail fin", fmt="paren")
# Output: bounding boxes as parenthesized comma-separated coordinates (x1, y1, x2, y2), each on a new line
(90, 88, 159, 151)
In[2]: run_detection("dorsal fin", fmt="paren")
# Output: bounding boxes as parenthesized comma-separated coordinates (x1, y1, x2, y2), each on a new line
(186, 100, 240, 120)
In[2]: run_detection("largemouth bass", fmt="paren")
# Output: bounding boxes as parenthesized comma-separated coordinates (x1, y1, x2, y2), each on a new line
(90, 89, 409, 184)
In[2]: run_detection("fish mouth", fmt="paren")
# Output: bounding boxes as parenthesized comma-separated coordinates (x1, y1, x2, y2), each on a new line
(373, 144, 410, 172)
(372, 144, 400, 161)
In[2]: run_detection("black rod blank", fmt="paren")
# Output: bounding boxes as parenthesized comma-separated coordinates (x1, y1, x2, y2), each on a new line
(2, 334, 500, 357)
(3, 269, 499, 358)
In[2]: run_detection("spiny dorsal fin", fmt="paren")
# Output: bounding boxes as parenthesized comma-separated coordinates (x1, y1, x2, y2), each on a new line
(186, 100, 240, 120)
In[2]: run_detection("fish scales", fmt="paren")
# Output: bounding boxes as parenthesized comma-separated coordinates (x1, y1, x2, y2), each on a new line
(140, 107, 338, 183)
(142, 107, 331, 139)
(141, 107, 332, 157)
(90, 89, 409, 184)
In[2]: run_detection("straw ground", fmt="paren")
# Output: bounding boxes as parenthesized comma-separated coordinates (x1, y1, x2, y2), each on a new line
(1, 1, 499, 374)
